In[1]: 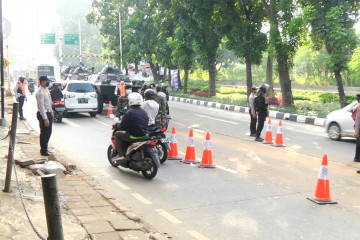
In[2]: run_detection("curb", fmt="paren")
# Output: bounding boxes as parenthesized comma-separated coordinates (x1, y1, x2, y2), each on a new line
(170, 96, 325, 127)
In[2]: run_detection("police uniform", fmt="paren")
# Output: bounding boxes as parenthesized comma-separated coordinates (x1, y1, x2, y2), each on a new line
(14, 79, 26, 119)
(36, 85, 53, 155)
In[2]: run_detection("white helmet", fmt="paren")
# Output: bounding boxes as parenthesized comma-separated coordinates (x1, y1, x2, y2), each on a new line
(128, 92, 143, 106)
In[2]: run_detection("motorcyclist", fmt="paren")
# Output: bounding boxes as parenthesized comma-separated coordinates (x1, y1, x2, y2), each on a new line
(116, 84, 132, 116)
(141, 89, 159, 126)
(50, 82, 63, 102)
(254, 83, 269, 142)
(113, 92, 149, 161)
(154, 85, 167, 125)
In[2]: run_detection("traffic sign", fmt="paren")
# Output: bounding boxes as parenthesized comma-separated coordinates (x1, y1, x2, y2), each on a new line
(81, 52, 87, 58)
(3, 58, 9, 68)
(64, 34, 79, 45)
(41, 33, 56, 44)
(59, 62, 63, 67)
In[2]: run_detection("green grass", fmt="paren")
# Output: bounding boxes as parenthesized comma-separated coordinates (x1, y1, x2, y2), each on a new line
(171, 81, 344, 118)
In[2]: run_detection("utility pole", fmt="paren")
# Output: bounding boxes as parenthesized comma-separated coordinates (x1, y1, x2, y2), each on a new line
(0, 0, 4, 119)
(119, 11, 123, 72)
(78, 21, 82, 65)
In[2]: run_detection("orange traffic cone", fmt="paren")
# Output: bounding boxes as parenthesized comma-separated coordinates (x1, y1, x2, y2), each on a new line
(274, 120, 286, 147)
(107, 101, 113, 117)
(307, 154, 337, 204)
(168, 127, 182, 160)
(198, 132, 215, 168)
(263, 118, 273, 144)
(181, 128, 199, 164)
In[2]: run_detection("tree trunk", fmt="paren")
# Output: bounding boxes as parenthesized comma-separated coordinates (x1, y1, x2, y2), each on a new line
(184, 69, 189, 93)
(177, 68, 182, 89)
(135, 62, 139, 74)
(278, 59, 293, 107)
(163, 67, 167, 83)
(245, 55, 253, 98)
(209, 62, 216, 97)
(150, 62, 158, 83)
(168, 68, 172, 86)
(266, 55, 274, 94)
(334, 70, 347, 108)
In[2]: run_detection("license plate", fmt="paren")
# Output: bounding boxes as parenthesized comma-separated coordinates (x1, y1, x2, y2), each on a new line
(55, 107, 65, 111)
(160, 138, 170, 143)
(78, 98, 88, 104)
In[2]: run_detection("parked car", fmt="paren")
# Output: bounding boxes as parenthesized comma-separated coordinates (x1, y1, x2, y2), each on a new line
(324, 101, 357, 140)
(62, 81, 98, 117)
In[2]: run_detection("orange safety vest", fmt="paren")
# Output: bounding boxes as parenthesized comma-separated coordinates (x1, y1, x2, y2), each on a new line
(117, 84, 126, 96)
(19, 83, 25, 96)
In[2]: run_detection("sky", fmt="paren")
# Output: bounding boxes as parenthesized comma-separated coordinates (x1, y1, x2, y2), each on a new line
(3, 0, 92, 75)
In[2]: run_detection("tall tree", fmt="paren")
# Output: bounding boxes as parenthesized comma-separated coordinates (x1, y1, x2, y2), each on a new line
(262, 0, 305, 107)
(300, 0, 360, 107)
(174, 0, 223, 97)
(218, 0, 267, 97)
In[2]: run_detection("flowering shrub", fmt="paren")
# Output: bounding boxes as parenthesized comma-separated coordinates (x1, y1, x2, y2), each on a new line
(193, 91, 209, 98)
(266, 96, 283, 106)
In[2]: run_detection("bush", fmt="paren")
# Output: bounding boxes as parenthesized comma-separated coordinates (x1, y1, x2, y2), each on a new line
(318, 92, 339, 103)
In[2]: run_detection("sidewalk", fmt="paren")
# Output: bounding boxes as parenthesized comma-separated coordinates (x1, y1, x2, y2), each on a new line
(0, 96, 168, 240)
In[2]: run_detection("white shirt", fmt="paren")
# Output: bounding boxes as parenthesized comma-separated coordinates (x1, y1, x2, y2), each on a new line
(141, 100, 159, 125)
(36, 86, 53, 120)
(249, 92, 256, 115)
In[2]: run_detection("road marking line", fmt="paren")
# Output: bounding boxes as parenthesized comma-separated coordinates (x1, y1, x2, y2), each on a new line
(62, 119, 80, 128)
(156, 209, 182, 224)
(217, 165, 238, 174)
(131, 193, 152, 205)
(187, 230, 210, 240)
(93, 119, 111, 127)
(113, 180, 130, 190)
(193, 114, 238, 124)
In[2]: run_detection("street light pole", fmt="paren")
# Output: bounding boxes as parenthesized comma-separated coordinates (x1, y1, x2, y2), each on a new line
(119, 11, 123, 72)
(78, 21, 82, 64)
(0, 0, 4, 119)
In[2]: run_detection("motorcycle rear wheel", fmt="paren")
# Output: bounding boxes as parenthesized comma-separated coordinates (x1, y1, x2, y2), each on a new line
(56, 116, 62, 123)
(156, 142, 167, 164)
(107, 145, 121, 167)
(141, 156, 158, 179)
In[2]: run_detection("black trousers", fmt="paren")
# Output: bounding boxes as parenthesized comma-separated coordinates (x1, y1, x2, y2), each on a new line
(256, 115, 266, 138)
(18, 96, 25, 118)
(355, 137, 360, 160)
(37, 112, 53, 153)
(115, 131, 130, 155)
(249, 110, 257, 134)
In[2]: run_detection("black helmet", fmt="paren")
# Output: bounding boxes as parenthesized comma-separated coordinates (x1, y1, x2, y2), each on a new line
(144, 89, 156, 100)
(155, 84, 161, 92)
(258, 83, 269, 93)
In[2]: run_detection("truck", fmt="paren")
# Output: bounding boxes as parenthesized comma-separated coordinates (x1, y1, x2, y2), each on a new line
(37, 64, 55, 85)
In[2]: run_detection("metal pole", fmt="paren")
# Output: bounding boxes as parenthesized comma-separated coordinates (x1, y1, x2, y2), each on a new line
(41, 174, 64, 240)
(119, 11, 123, 72)
(0, 0, 5, 119)
(78, 21, 82, 64)
(3, 102, 18, 192)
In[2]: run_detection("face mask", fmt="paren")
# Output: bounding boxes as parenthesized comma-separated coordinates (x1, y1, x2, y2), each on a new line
(126, 90, 132, 94)
(20, 79, 24, 83)
(45, 81, 50, 87)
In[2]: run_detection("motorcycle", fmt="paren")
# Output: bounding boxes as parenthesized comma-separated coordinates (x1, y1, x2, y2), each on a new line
(28, 81, 35, 95)
(148, 124, 171, 164)
(107, 116, 160, 179)
(53, 100, 65, 123)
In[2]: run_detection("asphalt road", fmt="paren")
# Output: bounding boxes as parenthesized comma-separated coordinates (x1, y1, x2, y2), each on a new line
(23, 93, 360, 240)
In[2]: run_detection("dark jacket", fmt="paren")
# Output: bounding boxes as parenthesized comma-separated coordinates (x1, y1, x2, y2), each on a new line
(119, 106, 149, 137)
(255, 93, 268, 118)
(50, 89, 63, 102)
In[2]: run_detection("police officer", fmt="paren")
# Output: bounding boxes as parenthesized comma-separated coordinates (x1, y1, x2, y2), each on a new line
(14, 76, 27, 120)
(254, 83, 269, 142)
(36, 76, 54, 156)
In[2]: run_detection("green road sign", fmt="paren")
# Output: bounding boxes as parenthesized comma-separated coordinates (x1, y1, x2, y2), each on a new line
(64, 34, 79, 45)
(41, 33, 55, 44)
